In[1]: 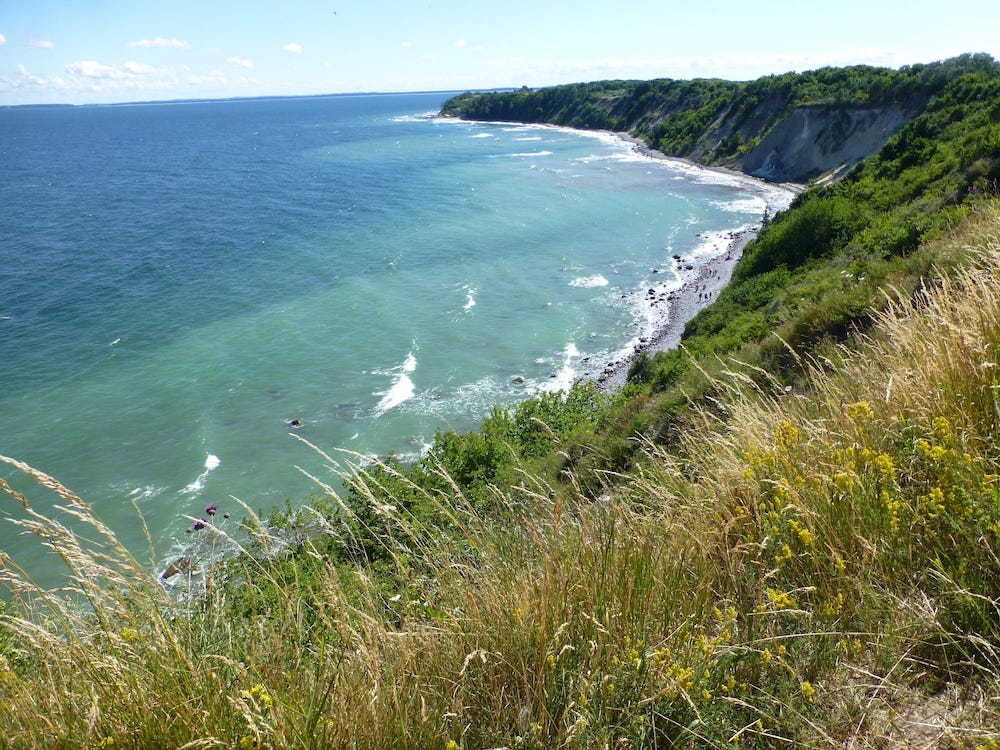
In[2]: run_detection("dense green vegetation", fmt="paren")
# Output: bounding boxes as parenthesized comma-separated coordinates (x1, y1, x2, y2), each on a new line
(443, 53, 999, 170)
(4, 56, 1000, 747)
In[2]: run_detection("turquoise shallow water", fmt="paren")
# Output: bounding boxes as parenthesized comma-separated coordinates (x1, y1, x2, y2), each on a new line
(0, 92, 788, 583)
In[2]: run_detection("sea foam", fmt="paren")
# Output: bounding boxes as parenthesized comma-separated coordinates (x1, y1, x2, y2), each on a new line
(540, 343, 581, 394)
(569, 275, 609, 288)
(714, 196, 768, 213)
(183, 453, 220, 494)
(374, 352, 417, 415)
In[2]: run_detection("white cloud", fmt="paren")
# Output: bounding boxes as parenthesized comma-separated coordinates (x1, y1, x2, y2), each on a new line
(186, 70, 228, 87)
(0, 34, 6, 46)
(227, 57, 254, 69)
(4, 64, 66, 93)
(453, 39, 467, 49)
(127, 37, 189, 49)
(30, 40, 55, 49)
(65, 60, 164, 80)
(123, 61, 157, 75)
(400, 41, 413, 49)
(283, 42, 302, 54)
(66, 60, 127, 79)
(18, 64, 40, 81)
(4, 55, 261, 104)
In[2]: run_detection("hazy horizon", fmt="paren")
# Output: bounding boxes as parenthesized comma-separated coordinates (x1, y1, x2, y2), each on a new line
(3, 0, 1000, 106)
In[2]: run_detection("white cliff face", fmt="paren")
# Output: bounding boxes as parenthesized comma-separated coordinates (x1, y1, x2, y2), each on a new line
(739, 105, 914, 184)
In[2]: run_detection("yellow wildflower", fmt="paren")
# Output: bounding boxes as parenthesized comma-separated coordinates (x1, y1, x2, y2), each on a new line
(242, 683, 273, 710)
(821, 592, 845, 618)
(846, 401, 874, 420)
(801, 681, 816, 702)
(446, 741, 460, 750)
(923, 486, 947, 518)
(652, 646, 671, 664)
(120, 628, 141, 643)
(666, 662, 694, 692)
(775, 420, 800, 448)
(834, 472, 854, 491)
(875, 453, 895, 478)
(883, 490, 903, 532)
(765, 588, 796, 610)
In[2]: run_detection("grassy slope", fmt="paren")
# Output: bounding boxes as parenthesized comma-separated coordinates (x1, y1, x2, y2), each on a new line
(3, 204, 1000, 748)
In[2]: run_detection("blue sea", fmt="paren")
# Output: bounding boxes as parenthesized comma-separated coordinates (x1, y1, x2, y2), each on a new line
(0, 91, 789, 585)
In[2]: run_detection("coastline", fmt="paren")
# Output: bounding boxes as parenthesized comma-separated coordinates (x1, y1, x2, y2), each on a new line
(589, 226, 759, 389)
(582, 131, 803, 390)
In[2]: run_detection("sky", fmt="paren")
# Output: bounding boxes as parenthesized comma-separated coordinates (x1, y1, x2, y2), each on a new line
(2, 1, 999, 105)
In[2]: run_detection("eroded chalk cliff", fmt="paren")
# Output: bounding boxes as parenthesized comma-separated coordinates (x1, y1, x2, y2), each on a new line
(736, 104, 914, 183)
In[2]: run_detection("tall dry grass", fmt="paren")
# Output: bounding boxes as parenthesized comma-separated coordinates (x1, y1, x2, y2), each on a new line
(2, 203, 1000, 747)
